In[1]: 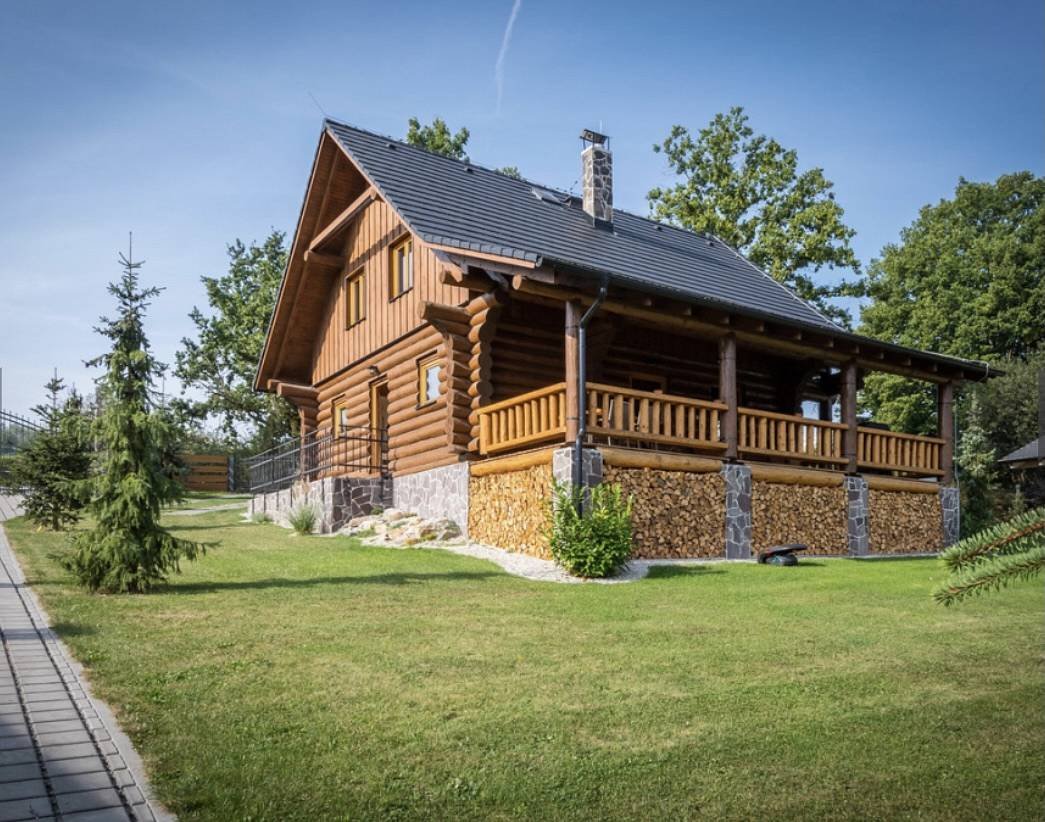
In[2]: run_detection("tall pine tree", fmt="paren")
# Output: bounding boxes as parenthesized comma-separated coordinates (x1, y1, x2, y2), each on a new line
(64, 244, 206, 593)
(11, 375, 91, 530)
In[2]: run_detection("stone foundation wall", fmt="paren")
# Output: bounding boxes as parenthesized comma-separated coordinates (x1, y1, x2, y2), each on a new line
(603, 466, 725, 558)
(468, 464, 552, 558)
(249, 476, 390, 534)
(392, 463, 470, 535)
(868, 489, 943, 553)
(751, 481, 848, 555)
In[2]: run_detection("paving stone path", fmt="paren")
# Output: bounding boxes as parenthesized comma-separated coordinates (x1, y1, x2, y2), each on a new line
(0, 497, 167, 821)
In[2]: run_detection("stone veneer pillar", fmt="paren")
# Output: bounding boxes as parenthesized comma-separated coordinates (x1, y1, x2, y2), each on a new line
(940, 486, 960, 547)
(721, 464, 752, 559)
(845, 475, 870, 556)
(552, 447, 603, 494)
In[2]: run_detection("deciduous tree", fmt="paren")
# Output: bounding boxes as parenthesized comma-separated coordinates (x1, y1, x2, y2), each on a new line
(174, 231, 295, 449)
(405, 116, 470, 160)
(859, 173, 1045, 433)
(648, 107, 860, 325)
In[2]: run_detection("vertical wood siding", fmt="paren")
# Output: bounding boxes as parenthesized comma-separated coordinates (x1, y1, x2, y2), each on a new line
(310, 199, 467, 384)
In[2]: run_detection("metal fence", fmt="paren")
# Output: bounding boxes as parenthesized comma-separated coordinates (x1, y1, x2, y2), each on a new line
(0, 410, 42, 457)
(244, 427, 387, 493)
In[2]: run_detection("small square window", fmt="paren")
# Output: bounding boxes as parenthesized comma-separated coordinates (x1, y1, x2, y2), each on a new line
(345, 269, 365, 327)
(390, 237, 413, 298)
(334, 401, 350, 436)
(418, 355, 443, 406)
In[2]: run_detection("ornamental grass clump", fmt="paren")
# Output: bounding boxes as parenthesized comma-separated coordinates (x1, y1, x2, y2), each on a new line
(547, 481, 633, 578)
(288, 504, 318, 536)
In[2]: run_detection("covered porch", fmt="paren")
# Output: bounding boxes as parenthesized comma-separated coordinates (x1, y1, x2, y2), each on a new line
(467, 287, 958, 483)
(476, 379, 947, 479)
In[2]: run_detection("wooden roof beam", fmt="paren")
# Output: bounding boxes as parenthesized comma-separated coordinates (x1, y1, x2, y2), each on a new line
(511, 273, 963, 384)
(303, 250, 345, 269)
(308, 186, 377, 252)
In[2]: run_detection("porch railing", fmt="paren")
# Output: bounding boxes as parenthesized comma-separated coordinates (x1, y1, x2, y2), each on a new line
(857, 427, 944, 476)
(475, 381, 945, 478)
(585, 382, 726, 451)
(245, 426, 387, 493)
(738, 407, 847, 466)
(478, 383, 568, 456)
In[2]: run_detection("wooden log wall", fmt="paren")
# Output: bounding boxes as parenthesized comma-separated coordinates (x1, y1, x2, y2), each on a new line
(467, 290, 507, 451)
(751, 480, 849, 555)
(310, 199, 468, 384)
(868, 489, 943, 553)
(314, 325, 463, 477)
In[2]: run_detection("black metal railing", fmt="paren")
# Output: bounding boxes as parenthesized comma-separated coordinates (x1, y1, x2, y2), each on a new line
(1, 409, 42, 457)
(244, 427, 387, 493)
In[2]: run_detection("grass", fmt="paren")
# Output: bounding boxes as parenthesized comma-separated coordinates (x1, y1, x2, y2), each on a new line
(5, 509, 1043, 821)
(171, 491, 251, 511)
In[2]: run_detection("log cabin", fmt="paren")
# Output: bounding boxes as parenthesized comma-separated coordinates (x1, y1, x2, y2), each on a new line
(250, 119, 993, 558)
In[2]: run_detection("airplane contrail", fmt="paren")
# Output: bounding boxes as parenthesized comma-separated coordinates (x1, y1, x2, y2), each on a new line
(495, 0, 523, 114)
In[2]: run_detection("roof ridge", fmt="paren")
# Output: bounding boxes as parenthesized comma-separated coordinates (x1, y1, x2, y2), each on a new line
(324, 119, 724, 240)
(324, 116, 561, 190)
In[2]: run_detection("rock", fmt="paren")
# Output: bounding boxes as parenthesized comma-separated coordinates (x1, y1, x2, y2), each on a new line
(339, 507, 463, 547)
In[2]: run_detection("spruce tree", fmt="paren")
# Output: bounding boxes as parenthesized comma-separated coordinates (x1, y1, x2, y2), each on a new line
(11, 375, 91, 530)
(933, 507, 1045, 605)
(64, 246, 205, 593)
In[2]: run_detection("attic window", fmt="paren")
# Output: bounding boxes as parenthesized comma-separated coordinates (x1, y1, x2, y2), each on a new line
(345, 268, 365, 327)
(532, 187, 569, 205)
(389, 237, 413, 298)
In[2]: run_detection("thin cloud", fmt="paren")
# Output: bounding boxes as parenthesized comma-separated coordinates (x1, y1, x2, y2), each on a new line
(494, 0, 523, 114)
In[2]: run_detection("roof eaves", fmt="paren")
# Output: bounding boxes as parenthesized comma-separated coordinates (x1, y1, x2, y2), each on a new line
(540, 257, 994, 376)
(420, 232, 542, 264)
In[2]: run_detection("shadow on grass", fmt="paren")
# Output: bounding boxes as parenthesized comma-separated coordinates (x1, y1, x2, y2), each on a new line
(644, 565, 726, 580)
(50, 621, 97, 638)
(165, 570, 502, 594)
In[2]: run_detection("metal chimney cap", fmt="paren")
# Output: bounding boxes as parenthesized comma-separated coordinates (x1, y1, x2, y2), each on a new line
(580, 128, 609, 147)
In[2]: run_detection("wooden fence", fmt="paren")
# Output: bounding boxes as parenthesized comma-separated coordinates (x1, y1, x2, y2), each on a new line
(180, 454, 230, 492)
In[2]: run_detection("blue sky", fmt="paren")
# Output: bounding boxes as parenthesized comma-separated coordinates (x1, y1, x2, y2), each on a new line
(0, 0, 1041, 417)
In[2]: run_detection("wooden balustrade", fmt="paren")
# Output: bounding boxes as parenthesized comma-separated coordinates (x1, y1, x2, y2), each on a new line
(857, 427, 944, 476)
(477, 383, 567, 455)
(477, 382, 946, 477)
(584, 382, 726, 451)
(737, 407, 847, 465)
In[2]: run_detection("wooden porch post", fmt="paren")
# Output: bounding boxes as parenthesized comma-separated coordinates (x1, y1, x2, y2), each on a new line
(938, 381, 955, 485)
(564, 299, 582, 443)
(842, 361, 858, 473)
(719, 333, 738, 460)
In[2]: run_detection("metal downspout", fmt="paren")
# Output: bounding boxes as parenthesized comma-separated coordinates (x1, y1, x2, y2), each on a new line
(573, 275, 610, 495)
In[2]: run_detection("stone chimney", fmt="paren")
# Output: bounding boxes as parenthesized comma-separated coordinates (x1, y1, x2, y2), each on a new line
(580, 129, 612, 227)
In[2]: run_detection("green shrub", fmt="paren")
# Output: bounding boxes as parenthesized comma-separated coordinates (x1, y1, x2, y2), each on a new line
(547, 481, 633, 578)
(288, 505, 317, 536)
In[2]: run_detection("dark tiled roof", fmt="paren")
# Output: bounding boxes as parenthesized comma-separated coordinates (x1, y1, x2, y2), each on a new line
(325, 120, 840, 331)
(999, 438, 1043, 464)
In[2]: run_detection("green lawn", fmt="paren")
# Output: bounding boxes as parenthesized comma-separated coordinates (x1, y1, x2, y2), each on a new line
(5, 509, 1043, 821)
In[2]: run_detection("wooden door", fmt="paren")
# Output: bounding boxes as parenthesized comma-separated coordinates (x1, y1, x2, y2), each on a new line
(369, 378, 388, 472)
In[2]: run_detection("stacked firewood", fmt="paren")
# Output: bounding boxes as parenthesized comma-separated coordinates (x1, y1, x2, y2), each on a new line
(751, 481, 848, 554)
(604, 466, 726, 558)
(869, 489, 942, 553)
(468, 465, 552, 558)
